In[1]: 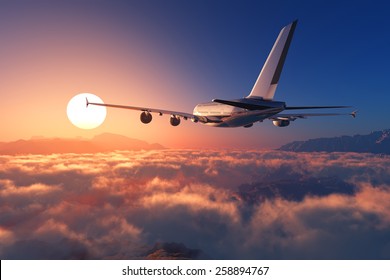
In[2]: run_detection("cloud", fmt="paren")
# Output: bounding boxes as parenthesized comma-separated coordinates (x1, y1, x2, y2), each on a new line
(1, 150, 390, 259)
(243, 190, 390, 259)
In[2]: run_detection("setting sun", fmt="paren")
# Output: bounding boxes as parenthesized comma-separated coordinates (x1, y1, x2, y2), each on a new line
(67, 93, 107, 129)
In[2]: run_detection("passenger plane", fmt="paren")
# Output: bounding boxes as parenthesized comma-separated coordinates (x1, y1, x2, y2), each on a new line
(87, 20, 356, 128)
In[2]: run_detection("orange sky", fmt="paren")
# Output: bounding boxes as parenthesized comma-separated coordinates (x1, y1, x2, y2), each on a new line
(0, 5, 286, 149)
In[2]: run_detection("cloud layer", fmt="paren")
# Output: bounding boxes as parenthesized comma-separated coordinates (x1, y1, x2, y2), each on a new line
(1, 150, 390, 259)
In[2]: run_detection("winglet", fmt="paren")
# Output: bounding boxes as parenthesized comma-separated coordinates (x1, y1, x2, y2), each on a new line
(350, 110, 358, 118)
(86, 98, 89, 108)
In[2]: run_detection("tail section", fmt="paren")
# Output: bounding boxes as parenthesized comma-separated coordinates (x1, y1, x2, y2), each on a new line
(247, 20, 297, 100)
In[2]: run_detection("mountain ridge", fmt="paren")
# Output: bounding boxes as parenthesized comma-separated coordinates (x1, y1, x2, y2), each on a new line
(0, 133, 165, 155)
(279, 129, 390, 154)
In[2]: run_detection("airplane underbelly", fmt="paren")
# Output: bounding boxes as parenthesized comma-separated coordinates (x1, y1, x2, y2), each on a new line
(205, 114, 272, 127)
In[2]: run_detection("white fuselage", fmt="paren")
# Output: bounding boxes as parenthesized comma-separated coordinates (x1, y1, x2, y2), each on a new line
(193, 102, 283, 127)
(193, 102, 244, 117)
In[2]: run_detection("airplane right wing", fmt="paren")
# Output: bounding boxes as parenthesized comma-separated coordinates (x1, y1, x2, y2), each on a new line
(267, 111, 356, 127)
(270, 111, 357, 121)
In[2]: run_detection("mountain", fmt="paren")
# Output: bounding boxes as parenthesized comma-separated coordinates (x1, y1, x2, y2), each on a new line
(279, 129, 390, 154)
(0, 133, 164, 155)
(143, 242, 205, 260)
(91, 133, 164, 150)
(235, 176, 355, 204)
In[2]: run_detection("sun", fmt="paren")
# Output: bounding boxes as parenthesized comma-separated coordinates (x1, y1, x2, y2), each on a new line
(67, 93, 107, 129)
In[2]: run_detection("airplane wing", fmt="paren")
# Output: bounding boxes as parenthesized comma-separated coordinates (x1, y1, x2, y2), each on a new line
(86, 99, 207, 123)
(270, 111, 357, 121)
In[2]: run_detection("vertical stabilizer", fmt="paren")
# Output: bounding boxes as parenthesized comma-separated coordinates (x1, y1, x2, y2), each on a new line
(247, 20, 297, 100)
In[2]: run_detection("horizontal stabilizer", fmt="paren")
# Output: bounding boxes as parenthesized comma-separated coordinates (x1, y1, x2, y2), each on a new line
(212, 99, 269, 110)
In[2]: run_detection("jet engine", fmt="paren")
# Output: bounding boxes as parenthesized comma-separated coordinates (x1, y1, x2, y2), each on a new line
(140, 111, 152, 124)
(170, 115, 181, 126)
(272, 120, 290, 127)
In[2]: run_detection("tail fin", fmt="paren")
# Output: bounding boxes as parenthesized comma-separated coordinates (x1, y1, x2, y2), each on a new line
(247, 20, 297, 100)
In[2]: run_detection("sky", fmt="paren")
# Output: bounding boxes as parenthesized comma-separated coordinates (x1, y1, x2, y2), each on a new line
(1, 0, 390, 149)
(1, 1, 390, 261)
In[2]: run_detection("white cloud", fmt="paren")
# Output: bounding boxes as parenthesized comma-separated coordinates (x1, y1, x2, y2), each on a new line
(1, 150, 390, 259)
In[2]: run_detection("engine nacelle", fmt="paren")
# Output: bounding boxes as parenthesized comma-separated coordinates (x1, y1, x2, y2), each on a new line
(273, 120, 290, 127)
(244, 123, 253, 128)
(170, 115, 181, 126)
(140, 111, 152, 124)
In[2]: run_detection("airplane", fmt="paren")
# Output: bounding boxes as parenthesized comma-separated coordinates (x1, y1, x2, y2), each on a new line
(87, 20, 356, 128)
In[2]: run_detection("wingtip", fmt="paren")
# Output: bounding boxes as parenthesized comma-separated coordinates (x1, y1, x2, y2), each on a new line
(350, 110, 358, 118)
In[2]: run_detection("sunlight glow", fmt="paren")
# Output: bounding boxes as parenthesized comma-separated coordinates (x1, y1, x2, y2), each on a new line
(67, 93, 106, 129)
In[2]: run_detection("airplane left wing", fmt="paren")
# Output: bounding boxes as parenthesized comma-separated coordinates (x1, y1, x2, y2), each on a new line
(86, 99, 207, 123)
